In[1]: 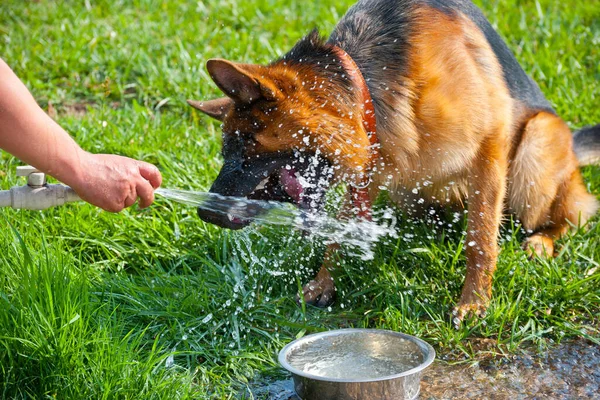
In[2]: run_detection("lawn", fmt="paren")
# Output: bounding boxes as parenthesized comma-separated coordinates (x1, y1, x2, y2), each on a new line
(0, 0, 599, 398)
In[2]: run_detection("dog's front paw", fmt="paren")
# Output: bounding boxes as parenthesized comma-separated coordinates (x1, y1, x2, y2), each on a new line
(452, 293, 489, 328)
(523, 234, 555, 259)
(297, 279, 336, 308)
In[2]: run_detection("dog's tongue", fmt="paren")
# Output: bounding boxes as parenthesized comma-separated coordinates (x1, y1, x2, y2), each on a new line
(280, 168, 303, 202)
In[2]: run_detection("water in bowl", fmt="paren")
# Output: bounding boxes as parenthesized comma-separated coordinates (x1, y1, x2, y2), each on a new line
(286, 331, 424, 380)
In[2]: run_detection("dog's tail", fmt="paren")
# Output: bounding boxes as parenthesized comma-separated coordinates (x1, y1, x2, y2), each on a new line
(574, 124, 600, 166)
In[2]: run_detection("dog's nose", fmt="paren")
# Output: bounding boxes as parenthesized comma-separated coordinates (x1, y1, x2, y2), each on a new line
(196, 207, 248, 230)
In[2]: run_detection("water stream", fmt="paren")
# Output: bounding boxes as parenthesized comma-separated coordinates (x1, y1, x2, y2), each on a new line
(155, 188, 396, 260)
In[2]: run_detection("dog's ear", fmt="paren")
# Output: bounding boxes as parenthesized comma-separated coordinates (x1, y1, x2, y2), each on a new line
(206, 59, 273, 104)
(187, 98, 232, 121)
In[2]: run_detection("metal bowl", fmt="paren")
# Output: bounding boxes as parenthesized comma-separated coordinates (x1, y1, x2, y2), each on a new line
(278, 328, 435, 400)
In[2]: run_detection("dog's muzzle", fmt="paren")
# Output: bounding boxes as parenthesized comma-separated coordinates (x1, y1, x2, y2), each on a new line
(197, 151, 332, 229)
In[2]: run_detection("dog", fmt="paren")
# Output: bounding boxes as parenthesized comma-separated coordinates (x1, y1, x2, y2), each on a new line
(187, 0, 600, 322)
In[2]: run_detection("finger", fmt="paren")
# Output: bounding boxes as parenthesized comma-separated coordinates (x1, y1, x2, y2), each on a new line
(136, 178, 155, 209)
(104, 196, 125, 212)
(123, 193, 137, 209)
(98, 199, 122, 213)
(123, 184, 137, 209)
(137, 161, 162, 189)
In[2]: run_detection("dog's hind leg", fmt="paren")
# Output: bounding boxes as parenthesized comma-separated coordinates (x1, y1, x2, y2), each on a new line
(509, 112, 599, 258)
(523, 169, 598, 257)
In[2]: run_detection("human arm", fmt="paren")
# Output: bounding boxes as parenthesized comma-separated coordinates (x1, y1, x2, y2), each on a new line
(0, 58, 161, 212)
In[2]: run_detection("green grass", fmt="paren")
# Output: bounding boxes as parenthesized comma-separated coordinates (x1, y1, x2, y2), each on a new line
(0, 0, 599, 398)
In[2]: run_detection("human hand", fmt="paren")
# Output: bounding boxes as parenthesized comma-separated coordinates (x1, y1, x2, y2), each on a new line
(68, 152, 162, 212)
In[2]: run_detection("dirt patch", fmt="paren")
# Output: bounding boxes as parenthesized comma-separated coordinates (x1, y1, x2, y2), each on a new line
(421, 339, 599, 399)
(46, 101, 122, 118)
(47, 101, 91, 119)
(61, 102, 91, 117)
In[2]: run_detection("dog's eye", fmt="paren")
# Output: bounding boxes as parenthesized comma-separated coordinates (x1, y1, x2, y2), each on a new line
(264, 106, 277, 115)
(232, 129, 255, 139)
(238, 130, 254, 139)
(237, 131, 260, 147)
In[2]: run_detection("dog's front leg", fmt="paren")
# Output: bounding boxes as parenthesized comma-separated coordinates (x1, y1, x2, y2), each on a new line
(299, 243, 339, 307)
(298, 188, 373, 307)
(453, 138, 507, 324)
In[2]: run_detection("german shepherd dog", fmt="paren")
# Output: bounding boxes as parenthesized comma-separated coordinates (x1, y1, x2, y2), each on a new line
(188, 0, 600, 322)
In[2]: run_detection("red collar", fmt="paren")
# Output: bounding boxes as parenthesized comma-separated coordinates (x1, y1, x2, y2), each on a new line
(331, 45, 379, 219)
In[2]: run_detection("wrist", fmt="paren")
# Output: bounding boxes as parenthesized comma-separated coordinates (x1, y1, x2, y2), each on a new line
(48, 145, 89, 190)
